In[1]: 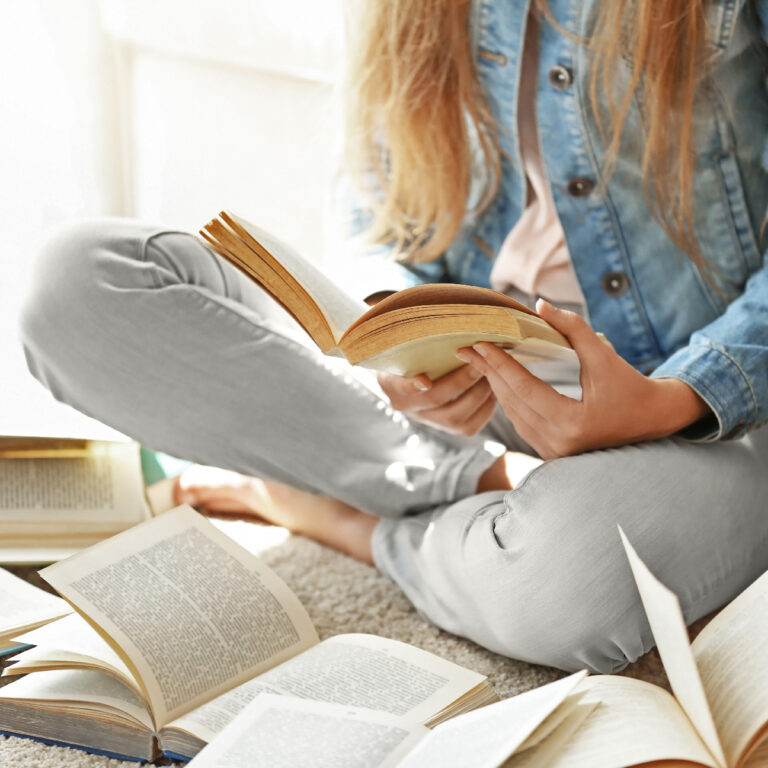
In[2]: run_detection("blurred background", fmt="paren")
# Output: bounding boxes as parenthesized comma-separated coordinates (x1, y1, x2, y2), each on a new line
(1, 0, 345, 438)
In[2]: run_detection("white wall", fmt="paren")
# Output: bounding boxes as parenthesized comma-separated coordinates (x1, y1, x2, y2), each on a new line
(101, 0, 345, 254)
(0, 0, 344, 436)
(0, 0, 125, 436)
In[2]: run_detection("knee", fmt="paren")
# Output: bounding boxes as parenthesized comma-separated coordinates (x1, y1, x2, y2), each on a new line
(463, 493, 653, 673)
(19, 217, 150, 378)
(21, 219, 107, 356)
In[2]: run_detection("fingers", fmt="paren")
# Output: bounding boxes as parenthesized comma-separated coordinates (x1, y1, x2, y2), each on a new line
(377, 371, 432, 398)
(416, 377, 496, 435)
(459, 390, 499, 436)
(423, 363, 484, 410)
(456, 344, 574, 457)
(457, 344, 569, 421)
(378, 364, 483, 413)
(535, 299, 608, 365)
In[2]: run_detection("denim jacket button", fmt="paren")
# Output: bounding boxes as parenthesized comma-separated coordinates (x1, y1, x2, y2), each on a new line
(602, 271, 630, 296)
(548, 65, 573, 90)
(567, 178, 594, 197)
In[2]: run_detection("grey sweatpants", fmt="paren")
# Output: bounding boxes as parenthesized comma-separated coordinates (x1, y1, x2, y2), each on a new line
(19, 218, 768, 673)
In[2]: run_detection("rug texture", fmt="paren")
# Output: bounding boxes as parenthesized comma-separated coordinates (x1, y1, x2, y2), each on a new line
(0, 518, 674, 767)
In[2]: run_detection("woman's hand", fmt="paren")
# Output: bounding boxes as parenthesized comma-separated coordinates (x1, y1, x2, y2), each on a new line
(456, 299, 712, 459)
(377, 364, 497, 436)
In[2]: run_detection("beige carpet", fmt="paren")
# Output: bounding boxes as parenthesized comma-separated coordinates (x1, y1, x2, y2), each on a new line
(0, 517, 673, 767)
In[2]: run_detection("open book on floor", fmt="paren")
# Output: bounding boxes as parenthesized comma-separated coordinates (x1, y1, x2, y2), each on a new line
(0, 506, 497, 762)
(503, 529, 768, 768)
(179, 529, 768, 768)
(0, 567, 71, 658)
(198, 212, 580, 379)
(0, 437, 151, 564)
(186, 674, 596, 768)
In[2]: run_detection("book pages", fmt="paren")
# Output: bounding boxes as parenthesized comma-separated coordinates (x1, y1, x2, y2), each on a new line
(395, 672, 587, 768)
(348, 332, 579, 380)
(0, 567, 71, 639)
(619, 528, 726, 767)
(163, 676, 283, 745)
(0, 442, 149, 532)
(691, 571, 768, 768)
(187, 695, 425, 768)
(517, 691, 586, 752)
(544, 676, 718, 768)
(229, 213, 368, 342)
(258, 634, 488, 725)
(10, 613, 138, 691)
(743, 738, 768, 768)
(0, 668, 154, 730)
(40, 506, 319, 727)
(165, 633, 490, 751)
(503, 702, 599, 768)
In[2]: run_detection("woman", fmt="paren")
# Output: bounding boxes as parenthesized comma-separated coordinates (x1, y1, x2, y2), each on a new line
(20, 0, 768, 673)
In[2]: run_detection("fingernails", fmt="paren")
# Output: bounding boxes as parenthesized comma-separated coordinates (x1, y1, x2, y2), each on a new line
(414, 380, 431, 391)
(536, 298, 554, 313)
(179, 491, 197, 505)
(456, 351, 471, 363)
(472, 344, 489, 358)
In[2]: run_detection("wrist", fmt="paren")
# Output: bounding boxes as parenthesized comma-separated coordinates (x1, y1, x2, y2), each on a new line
(648, 377, 712, 438)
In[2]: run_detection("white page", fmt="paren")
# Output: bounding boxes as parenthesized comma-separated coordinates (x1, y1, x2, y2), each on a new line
(258, 634, 487, 725)
(395, 672, 587, 768)
(619, 528, 726, 767)
(692, 570, 768, 768)
(40, 506, 319, 726)
(188, 694, 425, 768)
(545, 676, 718, 768)
(11, 613, 137, 689)
(0, 567, 71, 637)
(0, 442, 148, 529)
(164, 676, 284, 743)
(504, 702, 599, 768)
(230, 213, 368, 341)
(0, 668, 154, 730)
(517, 692, 585, 751)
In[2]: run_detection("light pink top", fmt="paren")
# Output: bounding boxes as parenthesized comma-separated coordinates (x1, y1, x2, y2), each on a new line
(489, 13, 584, 304)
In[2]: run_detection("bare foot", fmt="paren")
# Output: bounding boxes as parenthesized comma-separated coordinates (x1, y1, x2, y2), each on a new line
(174, 466, 377, 564)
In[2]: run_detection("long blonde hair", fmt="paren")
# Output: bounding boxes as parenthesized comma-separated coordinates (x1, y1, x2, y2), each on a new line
(345, 0, 710, 270)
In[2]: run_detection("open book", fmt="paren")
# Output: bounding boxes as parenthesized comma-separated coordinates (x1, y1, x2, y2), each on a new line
(198, 212, 577, 379)
(0, 506, 496, 762)
(187, 674, 596, 768)
(0, 437, 151, 564)
(502, 529, 768, 768)
(185, 528, 768, 768)
(0, 567, 71, 656)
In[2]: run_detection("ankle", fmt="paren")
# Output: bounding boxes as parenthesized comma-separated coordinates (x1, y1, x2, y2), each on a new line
(476, 454, 514, 493)
(300, 504, 377, 566)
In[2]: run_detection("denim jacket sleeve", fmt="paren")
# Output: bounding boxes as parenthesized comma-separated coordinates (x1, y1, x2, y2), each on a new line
(650, 259, 768, 441)
(326, 174, 448, 302)
(650, 2, 768, 441)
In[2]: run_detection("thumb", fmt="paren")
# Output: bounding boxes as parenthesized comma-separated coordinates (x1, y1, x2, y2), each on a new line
(535, 299, 604, 360)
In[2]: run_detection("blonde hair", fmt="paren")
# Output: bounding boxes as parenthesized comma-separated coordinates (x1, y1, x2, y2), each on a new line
(345, 0, 710, 271)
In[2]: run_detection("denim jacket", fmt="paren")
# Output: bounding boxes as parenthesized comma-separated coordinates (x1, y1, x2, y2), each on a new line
(330, 0, 768, 441)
